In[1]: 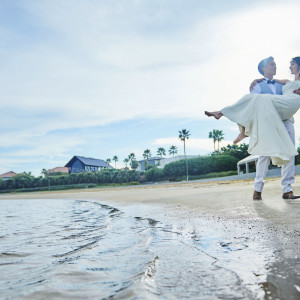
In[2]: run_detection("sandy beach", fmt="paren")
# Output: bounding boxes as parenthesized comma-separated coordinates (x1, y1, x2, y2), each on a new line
(1, 177, 300, 299)
(2, 176, 300, 222)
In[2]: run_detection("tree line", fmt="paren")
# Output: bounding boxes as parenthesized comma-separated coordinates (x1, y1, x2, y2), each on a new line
(2, 126, 298, 192)
(143, 143, 249, 182)
(104, 145, 179, 170)
(0, 169, 140, 192)
(104, 128, 224, 171)
(0, 143, 250, 192)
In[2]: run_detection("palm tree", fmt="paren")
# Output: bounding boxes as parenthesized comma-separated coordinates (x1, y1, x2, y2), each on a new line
(106, 158, 111, 165)
(128, 153, 136, 162)
(178, 129, 191, 181)
(123, 158, 129, 169)
(112, 155, 118, 168)
(143, 149, 151, 170)
(215, 130, 224, 151)
(168, 145, 178, 157)
(209, 130, 217, 151)
(127, 153, 136, 169)
(157, 147, 166, 157)
(209, 129, 224, 152)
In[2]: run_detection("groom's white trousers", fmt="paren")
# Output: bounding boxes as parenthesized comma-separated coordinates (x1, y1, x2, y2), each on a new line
(254, 120, 295, 193)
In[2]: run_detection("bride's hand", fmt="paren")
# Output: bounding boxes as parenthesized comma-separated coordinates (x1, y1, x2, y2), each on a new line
(294, 87, 300, 95)
(249, 78, 263, 91)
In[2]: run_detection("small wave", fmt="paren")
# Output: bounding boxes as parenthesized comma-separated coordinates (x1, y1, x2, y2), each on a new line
(142, 255, 159, 282)
(53, 240, 99, 258)
(0, 252, 32, 257)
(135, 216, 160, 226)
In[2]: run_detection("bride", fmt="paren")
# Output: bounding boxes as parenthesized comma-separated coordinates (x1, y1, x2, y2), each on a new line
(205, 57, 300, 166)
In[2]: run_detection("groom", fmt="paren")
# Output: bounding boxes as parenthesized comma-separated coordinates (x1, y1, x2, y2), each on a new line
(251, 56, 299, 200)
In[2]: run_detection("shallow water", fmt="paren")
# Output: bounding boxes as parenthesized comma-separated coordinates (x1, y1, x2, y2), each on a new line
(0, 199, 299, 299)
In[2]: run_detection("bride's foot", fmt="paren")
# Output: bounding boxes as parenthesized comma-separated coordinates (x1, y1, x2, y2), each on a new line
(233, 132, 248, 144)
(204, 111, 223, 120)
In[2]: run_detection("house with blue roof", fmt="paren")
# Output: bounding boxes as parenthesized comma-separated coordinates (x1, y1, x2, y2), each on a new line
(65, 156, 113, 173)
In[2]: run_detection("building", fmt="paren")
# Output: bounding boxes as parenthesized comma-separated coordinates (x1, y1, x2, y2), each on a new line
(47, 167, 69, 174)
(0, 171, 17, 180)
(65, 156, 113, 173)
(137, 155, 198, 171)
(137, 157, 163, 171)
(237, 155, 259, 175)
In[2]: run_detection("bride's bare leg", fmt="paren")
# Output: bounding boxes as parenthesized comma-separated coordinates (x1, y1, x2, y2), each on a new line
(233, 127, 248, 144)
(204, 111, 223, 120)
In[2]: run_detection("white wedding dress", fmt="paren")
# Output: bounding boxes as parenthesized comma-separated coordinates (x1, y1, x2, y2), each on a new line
(221, 80, 300, 166)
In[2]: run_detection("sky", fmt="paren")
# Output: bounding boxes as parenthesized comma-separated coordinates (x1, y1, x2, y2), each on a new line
(1, 0, 300, 176)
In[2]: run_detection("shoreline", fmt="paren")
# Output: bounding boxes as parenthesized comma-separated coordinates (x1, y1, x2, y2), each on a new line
(1, 176, 300, 221)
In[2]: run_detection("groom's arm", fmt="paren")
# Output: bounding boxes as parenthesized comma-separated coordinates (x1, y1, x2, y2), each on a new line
(294, 88, 300, 95)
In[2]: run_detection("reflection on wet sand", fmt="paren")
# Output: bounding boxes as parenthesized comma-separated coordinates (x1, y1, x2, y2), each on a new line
(0, 199, 275, 299)
(254, 199, 300, 299)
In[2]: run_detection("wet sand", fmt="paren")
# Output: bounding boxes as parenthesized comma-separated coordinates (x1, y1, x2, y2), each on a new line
(1, 177, 300, 298)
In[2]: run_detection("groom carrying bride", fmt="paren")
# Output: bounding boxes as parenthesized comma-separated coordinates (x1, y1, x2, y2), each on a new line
(251, 57, 300, 200)
(205, 56, 300, 200)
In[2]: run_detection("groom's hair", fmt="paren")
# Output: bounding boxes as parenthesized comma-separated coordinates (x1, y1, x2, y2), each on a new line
(291, 57, 300, 71)
(258, 56, 274, 75)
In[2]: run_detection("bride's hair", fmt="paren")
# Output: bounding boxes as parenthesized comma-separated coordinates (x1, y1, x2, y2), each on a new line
(291, 57, 300, 72)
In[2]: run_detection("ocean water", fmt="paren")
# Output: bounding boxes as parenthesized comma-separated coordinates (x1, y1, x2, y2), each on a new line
(0, 199, 298, 299)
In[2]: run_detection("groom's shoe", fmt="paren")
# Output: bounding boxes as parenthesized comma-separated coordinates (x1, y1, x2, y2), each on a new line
(253, 190, 262, 200)
(282, 191, 300, 199)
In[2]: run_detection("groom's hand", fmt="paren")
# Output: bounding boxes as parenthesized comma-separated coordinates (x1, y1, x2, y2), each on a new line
(293, 88, 300, 95)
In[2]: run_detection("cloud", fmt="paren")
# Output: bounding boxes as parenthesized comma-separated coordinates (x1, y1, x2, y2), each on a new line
(0, 1, 300, 175)
(0, 133, 85, 175)
(2, 2, 300, 134)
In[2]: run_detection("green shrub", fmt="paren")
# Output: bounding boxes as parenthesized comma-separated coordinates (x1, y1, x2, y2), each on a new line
(144, 167, 165, 181)
(163, 155, 238, 179)
(217, 143, 249, 160)
(129, 181, 140, 185)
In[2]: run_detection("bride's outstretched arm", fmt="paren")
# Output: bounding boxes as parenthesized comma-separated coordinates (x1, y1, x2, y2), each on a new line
(274, 79, 289, 85)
